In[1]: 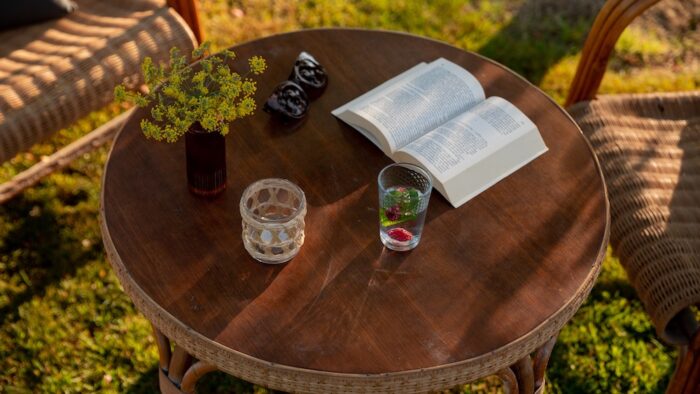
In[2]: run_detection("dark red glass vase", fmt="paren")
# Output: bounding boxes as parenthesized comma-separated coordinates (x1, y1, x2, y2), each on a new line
(185, 123, 226, 197)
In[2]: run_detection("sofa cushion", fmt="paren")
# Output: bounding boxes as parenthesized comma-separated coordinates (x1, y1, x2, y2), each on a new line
(0, 0, 77, 31)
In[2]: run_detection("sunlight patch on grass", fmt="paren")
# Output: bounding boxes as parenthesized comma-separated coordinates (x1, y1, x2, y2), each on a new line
(616, 26, 672, 60)
(599, 65, 700, 95)
(539, 54, 700, 105)
(202, 0, 512, 54)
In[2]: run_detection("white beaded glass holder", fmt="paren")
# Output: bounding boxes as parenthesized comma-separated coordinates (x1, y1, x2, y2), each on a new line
(240, 178, 306, 264)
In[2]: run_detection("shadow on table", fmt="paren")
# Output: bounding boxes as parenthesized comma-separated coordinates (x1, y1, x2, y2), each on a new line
(441, 70, 608, 367)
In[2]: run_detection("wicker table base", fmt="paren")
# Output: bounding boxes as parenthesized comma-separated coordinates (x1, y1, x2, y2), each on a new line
(154, 324, 557, 394)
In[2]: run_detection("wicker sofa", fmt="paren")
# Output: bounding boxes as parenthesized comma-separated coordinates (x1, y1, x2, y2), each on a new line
(0, 0, 201, 202)
(568, 0, 700, 392)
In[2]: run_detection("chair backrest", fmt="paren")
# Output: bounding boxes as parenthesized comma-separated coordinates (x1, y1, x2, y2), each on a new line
(168, 0, 203, 43)
(565, 0, 661, 107)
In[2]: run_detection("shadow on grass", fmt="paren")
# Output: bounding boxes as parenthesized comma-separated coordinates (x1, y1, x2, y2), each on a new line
(0, 190, 99, 326)
(124, 365, 159, 394)
(588, 278, 640, 301)
(478, 0, 605, 85)
(124, 365, 272, 394)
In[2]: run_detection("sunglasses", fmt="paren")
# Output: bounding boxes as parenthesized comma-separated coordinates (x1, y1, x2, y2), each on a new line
(264, 52, 328, 121)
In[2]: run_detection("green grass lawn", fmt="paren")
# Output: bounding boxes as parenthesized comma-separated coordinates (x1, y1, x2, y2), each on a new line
(1, 0, 698, 393)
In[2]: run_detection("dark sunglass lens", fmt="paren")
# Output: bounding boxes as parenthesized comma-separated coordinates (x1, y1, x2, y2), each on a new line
(289, 51, 327, 99)
(264, 81, 309, 120)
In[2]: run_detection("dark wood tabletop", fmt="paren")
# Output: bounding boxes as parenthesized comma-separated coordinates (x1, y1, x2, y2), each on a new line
(101, 28, 609, 391)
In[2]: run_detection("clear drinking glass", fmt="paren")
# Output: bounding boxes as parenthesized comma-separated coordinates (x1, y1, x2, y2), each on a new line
(378, 163, 432, 251)
(240, 178, 306, 264)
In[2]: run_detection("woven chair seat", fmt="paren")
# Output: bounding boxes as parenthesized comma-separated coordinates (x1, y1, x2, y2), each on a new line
(0, 0, 196, 163)
(570, 91, 700, 345)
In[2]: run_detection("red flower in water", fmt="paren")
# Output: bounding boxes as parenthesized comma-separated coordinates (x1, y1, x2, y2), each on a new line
(388, 228, 413, 242)
(385, 205, 401, 221)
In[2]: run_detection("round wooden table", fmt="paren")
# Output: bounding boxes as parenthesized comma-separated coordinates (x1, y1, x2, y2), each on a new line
(101, 29, 609, 394)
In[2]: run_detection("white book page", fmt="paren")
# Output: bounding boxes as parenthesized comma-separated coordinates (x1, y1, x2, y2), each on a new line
(350, 58, 485, 152)
(331, 62, 428, 117)
(397, 97, 538, 182)
(332, 62, 429, 154)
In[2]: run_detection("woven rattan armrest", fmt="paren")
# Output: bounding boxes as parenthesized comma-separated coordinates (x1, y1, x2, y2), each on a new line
(570, 91, 700, 345)
(0, 0, 201, 203)
(567, 1, 700, 392)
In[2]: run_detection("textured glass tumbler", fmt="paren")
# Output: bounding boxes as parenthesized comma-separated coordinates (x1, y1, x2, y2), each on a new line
(378, 163, 432, 251)
(240, 178, 306, 264)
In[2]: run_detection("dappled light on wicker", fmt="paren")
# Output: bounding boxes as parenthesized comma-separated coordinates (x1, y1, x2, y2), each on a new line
(570, 91, 700, 345)
(0, 0, 197, 163)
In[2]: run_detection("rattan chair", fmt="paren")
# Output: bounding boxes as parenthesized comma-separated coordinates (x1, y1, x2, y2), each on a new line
(567, 1, 700, 392)
(0, 0, 202, 203)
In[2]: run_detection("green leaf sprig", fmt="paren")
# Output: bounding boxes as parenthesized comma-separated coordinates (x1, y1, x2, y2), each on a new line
(114, 41, 267, 142)
(379, 187, 421, 227)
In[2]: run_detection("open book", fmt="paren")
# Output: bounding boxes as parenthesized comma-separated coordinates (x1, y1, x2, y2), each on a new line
(332, 58, 548, 208)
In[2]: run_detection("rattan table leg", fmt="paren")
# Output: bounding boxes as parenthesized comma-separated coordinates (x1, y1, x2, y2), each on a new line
(497, 333, 558, 394)
(159, 368, 186, 394)
(180, 361, 219, 393)
(168, 346, 192, 386)
(153, 324, 172, 372)
(153, 327, 218, 394)
(496, 367, 519, 394)
(512, 355, 535, 393)
(532, 335, 558, 391)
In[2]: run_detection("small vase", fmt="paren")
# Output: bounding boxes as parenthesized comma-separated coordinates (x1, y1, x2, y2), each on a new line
(185, 123, 226, 197)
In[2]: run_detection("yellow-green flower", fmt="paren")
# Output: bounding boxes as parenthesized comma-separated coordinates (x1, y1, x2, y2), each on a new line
(114, 41, 267, 142)
(249, 56, 267, 75)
